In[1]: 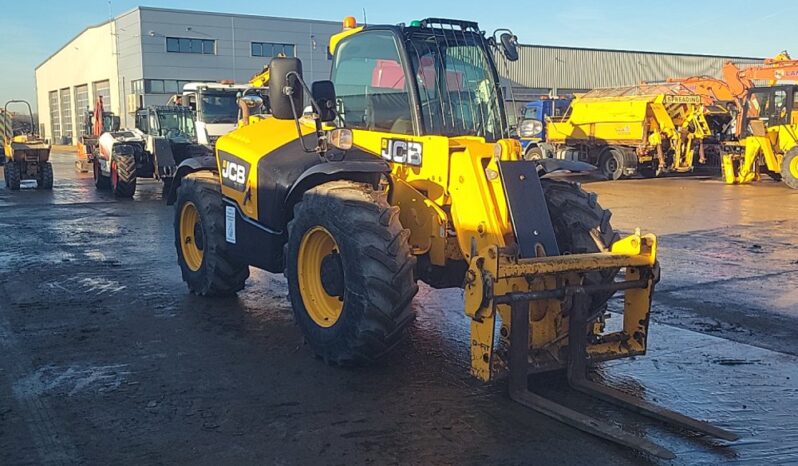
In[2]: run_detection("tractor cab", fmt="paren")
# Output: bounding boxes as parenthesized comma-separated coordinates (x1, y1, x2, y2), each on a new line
(135, 106, 197, 143)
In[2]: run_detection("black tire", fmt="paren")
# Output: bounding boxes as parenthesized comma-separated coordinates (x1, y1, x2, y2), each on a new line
(524, 146, 544, 161)
(174, 171, 249, 296)
(599, 148, 624, 180)
(6, 161, 21, 191)
(161, 176, 173, 198)
(37, 162, 53, 190)
(541, 179, 620, 311)
(780, 147, 798, 189)
(111, 155, 137, 198)
(93, 159, 111, 190)
(639, 164, 658, 178)
(285, 180, 418, 366)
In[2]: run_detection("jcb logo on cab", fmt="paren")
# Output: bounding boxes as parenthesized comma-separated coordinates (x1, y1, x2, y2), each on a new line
(381, 139, 423, 166)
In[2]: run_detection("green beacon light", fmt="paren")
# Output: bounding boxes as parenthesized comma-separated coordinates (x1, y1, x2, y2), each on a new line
(409, 20, 422, 27)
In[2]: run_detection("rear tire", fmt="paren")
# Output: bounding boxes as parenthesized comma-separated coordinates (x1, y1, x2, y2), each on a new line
(37, 162, 53, 190)
(111, 155, 137, 198)
(541, 179, 620, 311)
(6, 161, 20, 191)
(781, 147, 798, 189)
(285, 180, 418, 366)
(93, 159, 111, 190)
(599, 148, 624, 180)
(174, 171, 250, 296)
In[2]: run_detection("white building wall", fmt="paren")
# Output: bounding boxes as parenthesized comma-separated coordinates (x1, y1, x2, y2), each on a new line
(130, 8, 340, 125)
(35, 21, 120, 143)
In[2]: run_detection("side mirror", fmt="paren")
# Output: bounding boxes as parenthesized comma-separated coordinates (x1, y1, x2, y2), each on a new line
(500, 32, 519, 62)
(239, 95, 263, 109)
(311, 80, 337, 123)
(269, 57, 304, 120)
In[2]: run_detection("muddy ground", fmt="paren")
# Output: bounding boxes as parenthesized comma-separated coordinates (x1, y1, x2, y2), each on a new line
(0, 151, 796, 465)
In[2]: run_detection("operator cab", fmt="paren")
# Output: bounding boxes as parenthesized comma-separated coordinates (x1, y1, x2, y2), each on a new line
(329, 19, 515, 142)
(135, 106, 196, 140)
(741, 85, 798, 136)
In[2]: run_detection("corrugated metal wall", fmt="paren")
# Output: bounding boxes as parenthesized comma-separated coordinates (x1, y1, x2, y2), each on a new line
(498, 44, 762, 94)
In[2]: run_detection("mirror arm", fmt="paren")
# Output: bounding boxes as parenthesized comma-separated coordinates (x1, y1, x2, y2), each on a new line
(285, 71, 335, 158)
(286, 92, 316, 154)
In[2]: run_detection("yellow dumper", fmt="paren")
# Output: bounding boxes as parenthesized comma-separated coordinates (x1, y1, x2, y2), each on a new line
(528, 84, 710, 180)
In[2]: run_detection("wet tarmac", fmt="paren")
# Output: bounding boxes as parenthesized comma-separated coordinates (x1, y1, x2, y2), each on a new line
(0, 151, 796, 465)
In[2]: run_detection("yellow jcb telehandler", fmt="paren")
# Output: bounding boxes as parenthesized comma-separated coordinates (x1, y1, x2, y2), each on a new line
(166, 17, 737, 458)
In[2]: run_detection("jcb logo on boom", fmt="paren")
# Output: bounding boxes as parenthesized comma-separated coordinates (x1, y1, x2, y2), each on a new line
(381, 139, 423, 166)
(219, 152, 250, 192)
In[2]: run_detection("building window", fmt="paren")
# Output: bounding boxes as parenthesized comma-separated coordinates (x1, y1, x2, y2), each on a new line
(131, 79, 144, 94)
(75, 85, 89, 134)
(140, 79, 201, 94)
(93, 80, 111, 112)
(49, 90, 60, 140)
(251, 42, 295, 58)
(166, 37, 215, 55)
(59, 88, 73, 138)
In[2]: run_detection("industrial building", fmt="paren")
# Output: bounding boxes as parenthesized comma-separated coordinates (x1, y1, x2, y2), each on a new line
(35, 6, 763, 143)
(35, 7, 341, 143)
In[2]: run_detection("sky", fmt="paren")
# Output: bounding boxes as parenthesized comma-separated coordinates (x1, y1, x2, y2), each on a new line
(0, 0, 795, 105)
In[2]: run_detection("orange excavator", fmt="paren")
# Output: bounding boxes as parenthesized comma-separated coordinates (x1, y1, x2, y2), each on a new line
(76, 96, 119, 172)
(668, 51, 798, 111)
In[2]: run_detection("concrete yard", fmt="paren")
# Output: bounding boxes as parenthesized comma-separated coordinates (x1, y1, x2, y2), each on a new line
(1, 151, 797, 465)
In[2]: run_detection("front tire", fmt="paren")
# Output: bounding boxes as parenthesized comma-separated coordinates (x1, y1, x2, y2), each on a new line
(781, 147, 798, 189)
(37, 162, 53, 190)
(285, 180, 418, 366)
(541, 179, 620, 311)
(6, 161, 20, 190)
(524, 146, 544, 161)
(174, 171, 250, 296)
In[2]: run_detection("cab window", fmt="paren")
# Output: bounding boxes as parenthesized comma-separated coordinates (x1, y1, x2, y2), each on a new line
(772, 90, 788, 123)
(331, 31, 413, 135)
(135, 111, 149, 133)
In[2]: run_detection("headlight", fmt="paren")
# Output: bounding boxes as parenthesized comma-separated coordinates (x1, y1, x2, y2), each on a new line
(519, 119, 544, 138)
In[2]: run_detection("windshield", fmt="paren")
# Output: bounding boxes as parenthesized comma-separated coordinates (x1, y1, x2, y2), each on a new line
(405, 30, 506, 141)
(198, 91, 240, 124)
(158, 109, 196, 138)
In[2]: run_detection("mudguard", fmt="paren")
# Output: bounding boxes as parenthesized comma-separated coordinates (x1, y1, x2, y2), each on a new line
(165, 155, 217, 205)
(536, 158, 596, 175)
(282, 158, 391, 225)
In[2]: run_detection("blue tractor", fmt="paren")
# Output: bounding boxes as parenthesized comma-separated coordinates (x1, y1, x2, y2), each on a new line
(517, 96, 572, 160)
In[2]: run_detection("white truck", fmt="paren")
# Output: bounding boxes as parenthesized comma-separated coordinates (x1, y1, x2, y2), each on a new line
(180, 82, 252, 146)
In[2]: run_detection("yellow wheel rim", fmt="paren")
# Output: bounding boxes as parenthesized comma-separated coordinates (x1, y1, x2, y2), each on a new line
(790, 155, 798, 179)
(297, 226, 344, 328)
(179, 202, 204, 272)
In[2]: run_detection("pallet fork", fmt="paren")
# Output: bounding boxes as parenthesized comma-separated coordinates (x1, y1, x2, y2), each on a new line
(501, 262, 739, 459)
